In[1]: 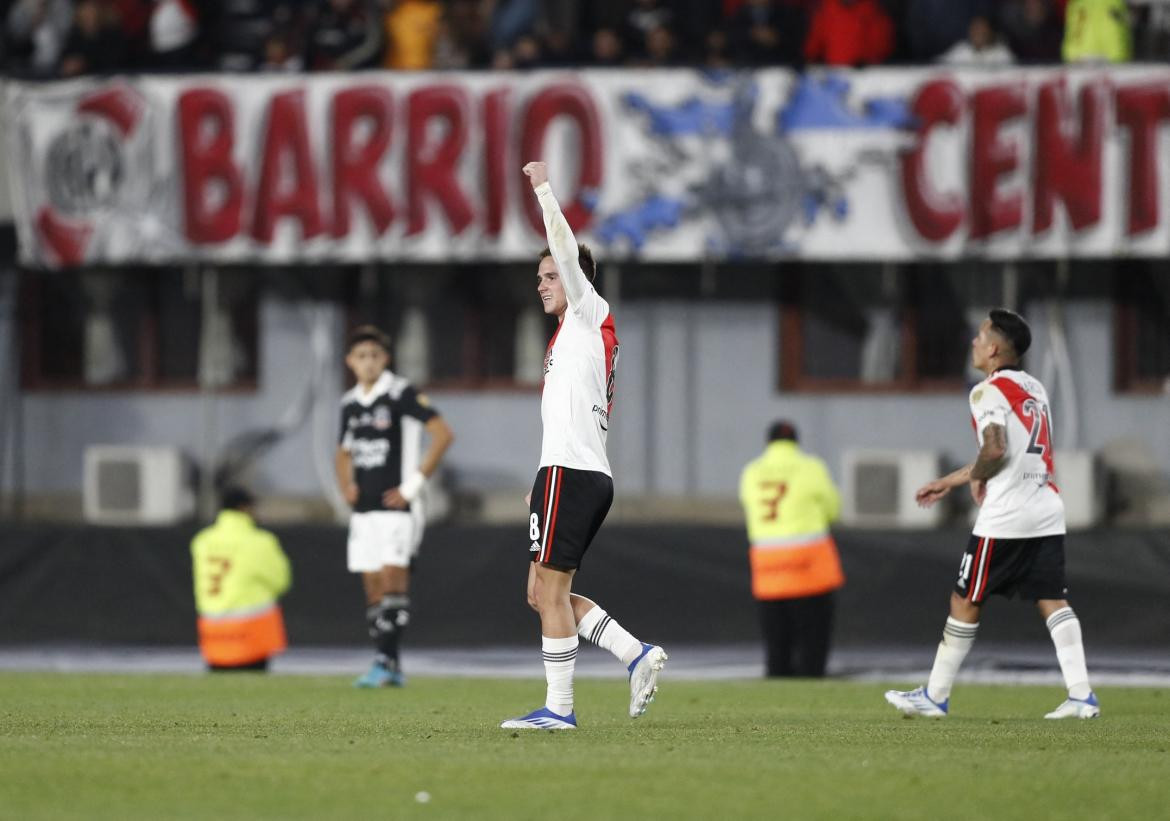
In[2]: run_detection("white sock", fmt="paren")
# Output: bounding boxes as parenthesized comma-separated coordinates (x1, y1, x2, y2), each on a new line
(1047, 607, 1092, 700)
(926, 617, 979, 702)
(542, 635, 577, 716)
(577, 605, 643, 666)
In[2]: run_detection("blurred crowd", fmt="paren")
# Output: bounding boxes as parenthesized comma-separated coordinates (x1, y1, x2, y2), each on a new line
(1, 0, 1163, 78)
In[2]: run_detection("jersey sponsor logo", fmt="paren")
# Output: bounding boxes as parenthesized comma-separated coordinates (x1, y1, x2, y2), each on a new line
(543, 352, 554, 376)
(592, 404, 610, 431)
(351, 438, 390, 469)
(347, 409, 392, 430)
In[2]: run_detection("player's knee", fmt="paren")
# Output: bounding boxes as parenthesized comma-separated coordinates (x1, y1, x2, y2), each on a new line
(949, 591, 980, 621)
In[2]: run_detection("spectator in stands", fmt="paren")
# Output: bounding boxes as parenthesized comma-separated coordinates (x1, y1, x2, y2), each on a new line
(727, 0, 807, 67)
(58, 0, 129, 76)
(804, 0, 894, 66)
(191, 487, 292, 673)
(6, 0, 75, 76)
(621, 0, 674, 63)
(640, 21, 677, 66)
(148, 0, 199, 71)
(381, 0, 439, 69)
(260, 30, 304, 70)
(432, 0, 489, 69)
(539, 28, 576, 67)
(939, 14, 1015, 65)
(703, 27, 732, 68)
(738, 420, 845, 678)
(305, 0, 383, 70)
(488, 0, 536, 63)
(904, 0, 986, 61)
(590, 26, 624, 66)
(999, 0, 1064, 64)
(1063, 0, 1132, 63)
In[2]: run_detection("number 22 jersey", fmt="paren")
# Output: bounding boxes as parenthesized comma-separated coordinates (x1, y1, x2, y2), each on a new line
(969, 367, 1065, 538)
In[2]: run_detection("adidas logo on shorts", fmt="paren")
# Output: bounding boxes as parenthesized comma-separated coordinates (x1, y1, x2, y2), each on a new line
(529, 542, 540, 552)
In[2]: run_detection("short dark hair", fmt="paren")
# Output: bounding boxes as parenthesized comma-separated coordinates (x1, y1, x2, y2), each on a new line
(988, 308, 1031, 359)
(767, 420, 798, 443)
(221, 486, 256, 511)
(539, 244, 596, 282)
(346, 324, 391, 354)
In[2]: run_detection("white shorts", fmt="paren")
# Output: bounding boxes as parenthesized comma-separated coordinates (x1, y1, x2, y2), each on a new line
(346, 507, 425, 573)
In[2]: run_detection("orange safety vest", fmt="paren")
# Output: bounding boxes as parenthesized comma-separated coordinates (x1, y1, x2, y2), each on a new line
(196, 604, 288, 667)
(748, 533, 845, 601)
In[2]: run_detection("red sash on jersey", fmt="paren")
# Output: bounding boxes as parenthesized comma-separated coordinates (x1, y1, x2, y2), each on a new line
(990, 376, 1059, 490)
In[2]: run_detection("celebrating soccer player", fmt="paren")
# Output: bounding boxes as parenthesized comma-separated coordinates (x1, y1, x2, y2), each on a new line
(500, 161, 667, 730)
(885, 309, 1098, 719)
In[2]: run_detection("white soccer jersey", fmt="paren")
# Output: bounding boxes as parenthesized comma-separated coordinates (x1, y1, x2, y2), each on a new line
(534, 183, 619, 477)
(969, 367, 1065, 538)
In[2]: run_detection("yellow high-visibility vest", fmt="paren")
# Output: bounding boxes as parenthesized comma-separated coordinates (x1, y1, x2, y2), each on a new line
(1063, 0, 1132, 63)
(191, 510, 291, 665)
(739, 441, 845, 600)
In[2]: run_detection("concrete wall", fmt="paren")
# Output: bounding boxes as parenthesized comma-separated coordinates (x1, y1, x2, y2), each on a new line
(11, 294, 1170, 510)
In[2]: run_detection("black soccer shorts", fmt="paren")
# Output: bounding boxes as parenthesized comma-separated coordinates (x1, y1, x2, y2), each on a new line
(527, 465, 614, 570)
(954, 533, 1068, 604)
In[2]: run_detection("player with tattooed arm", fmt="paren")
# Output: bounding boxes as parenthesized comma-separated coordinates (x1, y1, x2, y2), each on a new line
(885, 309, 1098, 720)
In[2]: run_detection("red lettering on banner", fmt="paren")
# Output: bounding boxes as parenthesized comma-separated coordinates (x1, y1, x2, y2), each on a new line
(969, 84, 1026, 240)
(900, 79, 965, 242)
(252, 90, 323, 243)
(482, 89, 510, 237)
(1115, 83, 1170, 236)
(178, 89, 244, 243)
(331, 87, 395, 238)
(406, 85, 474, 236)
(1033, 80, 1104, 234)
(520, 84, 604, 235)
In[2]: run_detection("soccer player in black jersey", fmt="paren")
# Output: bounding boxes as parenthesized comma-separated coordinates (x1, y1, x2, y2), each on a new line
(337, 326, 454, 687)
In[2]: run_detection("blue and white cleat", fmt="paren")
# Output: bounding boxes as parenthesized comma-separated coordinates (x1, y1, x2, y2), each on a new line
(884, 686, 948, 718)
(353, 662, 405, 688)
(500, 707, 578, 730)
(628, 643, 668, 718)
(1045, 692, 1100, 719)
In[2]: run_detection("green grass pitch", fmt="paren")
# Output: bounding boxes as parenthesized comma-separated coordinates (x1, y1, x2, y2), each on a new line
(1, 673, 1166, 820)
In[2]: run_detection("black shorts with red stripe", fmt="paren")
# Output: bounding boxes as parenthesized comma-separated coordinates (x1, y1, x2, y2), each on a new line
(954, 533, 1068, 604)
(527, 465, 614, 570)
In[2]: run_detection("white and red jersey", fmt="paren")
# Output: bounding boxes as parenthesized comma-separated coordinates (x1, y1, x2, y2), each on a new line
(969, 367, 1065, 538)
(535, 182, 619, 476)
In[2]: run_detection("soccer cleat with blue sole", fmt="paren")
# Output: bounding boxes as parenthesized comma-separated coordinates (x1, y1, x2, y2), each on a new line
(884, 686, 948, 718)
(1045, 692, 1100, 719)
(628, 643, 668, 718)
(353, 663, 405, 688)
(500, 706, 578, 730)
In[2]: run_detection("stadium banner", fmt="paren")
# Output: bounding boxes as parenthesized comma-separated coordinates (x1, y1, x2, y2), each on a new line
(6, 67, 1170, 267)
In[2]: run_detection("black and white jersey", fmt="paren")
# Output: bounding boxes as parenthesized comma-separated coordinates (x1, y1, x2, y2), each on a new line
(339, 370, 438, 513)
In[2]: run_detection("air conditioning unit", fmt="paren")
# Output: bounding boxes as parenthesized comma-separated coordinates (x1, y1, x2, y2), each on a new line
(83, 446, 195, 525)
(1054, 450, 1104, 531)
(841, 449, 942, 529)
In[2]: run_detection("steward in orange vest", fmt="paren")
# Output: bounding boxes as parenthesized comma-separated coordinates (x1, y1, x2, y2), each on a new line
(738, 421, 844, 677)
(191, 488, 291, 671)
